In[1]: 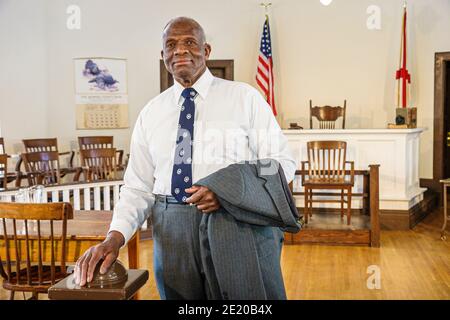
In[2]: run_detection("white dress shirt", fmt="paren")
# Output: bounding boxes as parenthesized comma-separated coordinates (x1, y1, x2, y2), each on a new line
(109, 68, 297, 245)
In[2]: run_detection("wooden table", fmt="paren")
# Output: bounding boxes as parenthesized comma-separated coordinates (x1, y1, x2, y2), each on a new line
(440, 179, 450, 240)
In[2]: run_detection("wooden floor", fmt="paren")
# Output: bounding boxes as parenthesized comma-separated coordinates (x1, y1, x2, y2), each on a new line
(1, 206, 449, 300)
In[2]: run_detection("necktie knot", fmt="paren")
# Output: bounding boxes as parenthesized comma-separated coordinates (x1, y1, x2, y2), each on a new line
(181, 88, 197, 99)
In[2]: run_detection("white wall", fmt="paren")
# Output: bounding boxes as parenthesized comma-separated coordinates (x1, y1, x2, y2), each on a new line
(0, 0, 49, 153)
(1, 0, 449, 177)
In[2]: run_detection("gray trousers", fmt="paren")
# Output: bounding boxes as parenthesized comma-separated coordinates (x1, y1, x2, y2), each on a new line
(151, 196, 286, 300)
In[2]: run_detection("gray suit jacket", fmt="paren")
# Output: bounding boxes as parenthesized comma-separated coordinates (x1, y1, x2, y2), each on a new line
(195, 159, 301, 300)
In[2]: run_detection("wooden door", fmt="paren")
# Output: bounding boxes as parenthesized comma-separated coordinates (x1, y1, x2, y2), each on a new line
(445, 61, 450, 178)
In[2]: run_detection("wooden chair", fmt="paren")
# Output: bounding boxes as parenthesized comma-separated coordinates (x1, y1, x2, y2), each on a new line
(21, 138, 75, 181)
(79, 148, 117, 182)
(21, 151, 62, 186)
(301, 141, 355, 225)
(0, 139, 8, 188)
(0, 202, 73, 299)
(0, 154, 7, 190)
(22, 138, 75, 165)
(78, 136, 124, 170)
(0, 137, 24, 188)
(310, 100, 346, 129)
(0, 137, 5, 155)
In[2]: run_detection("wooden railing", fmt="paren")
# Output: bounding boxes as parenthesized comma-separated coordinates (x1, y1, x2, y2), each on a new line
(288, 165, 380, 247)
(0, 180, 124, 211)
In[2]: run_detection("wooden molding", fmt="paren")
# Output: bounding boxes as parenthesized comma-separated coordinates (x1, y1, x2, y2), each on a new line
(159, 59, 234, 92)
(289, 230, 370, 246)
(379, 190, 438, 230)
(420, 178, 441, 196)
(433, 52, 450, 196)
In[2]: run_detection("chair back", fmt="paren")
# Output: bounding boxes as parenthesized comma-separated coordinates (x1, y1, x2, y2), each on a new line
(21, 151, 61, 186)
(22, 138, 59, 153)
(80, 148, 117, 181)
(0, 154, 7, 190)
(0, 202, 73, 290)
(0, 137, 5, 155)
(310, 100, 346, 129)
(78, 136, 113, 150)
(306, 141, 347, 180)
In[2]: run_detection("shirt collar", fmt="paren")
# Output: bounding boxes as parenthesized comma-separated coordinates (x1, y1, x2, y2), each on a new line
(173, 67, 214, 102)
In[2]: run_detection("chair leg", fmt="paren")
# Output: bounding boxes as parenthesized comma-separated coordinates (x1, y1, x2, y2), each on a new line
(30, 291, 38, 300)
(340, 189, 344, 219)
(304, 188, 309, 224)
(73, 167, 83, 182)
(347, 187, 352, 225)
(9, 291, 15, 300)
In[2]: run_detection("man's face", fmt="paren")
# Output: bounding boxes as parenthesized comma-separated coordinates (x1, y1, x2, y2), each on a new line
(162, 21, 211, 85)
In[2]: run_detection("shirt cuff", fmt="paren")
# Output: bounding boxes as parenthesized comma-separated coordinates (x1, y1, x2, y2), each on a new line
(107, 220, 135, 248)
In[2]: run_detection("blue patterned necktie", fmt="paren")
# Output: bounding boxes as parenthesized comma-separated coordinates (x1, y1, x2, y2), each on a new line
(171, 87, 197, 203)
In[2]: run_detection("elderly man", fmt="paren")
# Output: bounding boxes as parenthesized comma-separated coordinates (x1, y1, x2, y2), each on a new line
(74, 17, 297, 300)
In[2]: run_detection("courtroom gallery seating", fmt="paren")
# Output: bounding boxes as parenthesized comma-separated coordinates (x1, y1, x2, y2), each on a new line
(79, 148, 117, 182)
(22, 138, 75, 177)
(78, 136, 125, 172)
(21, 151, 62, 186)
(0, 137, 21, 188)
(0, 154, 7, 190)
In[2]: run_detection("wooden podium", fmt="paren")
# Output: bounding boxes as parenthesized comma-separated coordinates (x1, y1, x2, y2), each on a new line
(48, 270, 149, 300)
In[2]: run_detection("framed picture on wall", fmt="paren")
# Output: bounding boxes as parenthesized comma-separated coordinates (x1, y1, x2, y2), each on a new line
(74, 57, 129, 129)
(159, 59, 234, 92)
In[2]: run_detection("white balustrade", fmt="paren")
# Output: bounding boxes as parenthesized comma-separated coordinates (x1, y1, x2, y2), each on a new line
(0, 180, 125, 211)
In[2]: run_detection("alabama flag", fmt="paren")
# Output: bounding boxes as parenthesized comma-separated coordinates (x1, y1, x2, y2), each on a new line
(395, 4, 411, 108)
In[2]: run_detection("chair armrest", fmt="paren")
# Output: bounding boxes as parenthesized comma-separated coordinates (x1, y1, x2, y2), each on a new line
(345, 161, 355, 184)
(15, 171, 25, 188)
(82, 167, 91, 182)
(69, 151, 75, 168)
(301, 161, 309, 185)
(15, 156, 23, 172)
(72, 167, 83, 182)
(59, 151, 76, 168)
(116, 150, 124, 166)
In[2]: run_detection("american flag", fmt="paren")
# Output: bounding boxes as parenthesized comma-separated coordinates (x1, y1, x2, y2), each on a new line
(256, 16, 277, 116)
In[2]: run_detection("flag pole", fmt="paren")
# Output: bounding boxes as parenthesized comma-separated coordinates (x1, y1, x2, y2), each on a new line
(404, 0, 411, 107)
(396, 0, 410, 109)
(396, 6, 404, 107)
(260, 2, 272, 19)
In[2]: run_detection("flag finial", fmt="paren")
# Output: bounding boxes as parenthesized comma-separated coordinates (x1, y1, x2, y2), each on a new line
(260, 2, 272, 16)
(403, 1, 407, 8)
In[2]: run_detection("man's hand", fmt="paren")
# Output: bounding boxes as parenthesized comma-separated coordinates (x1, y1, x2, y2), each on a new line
(185, 185, 220, 213)
(74, 231, 124, 286)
